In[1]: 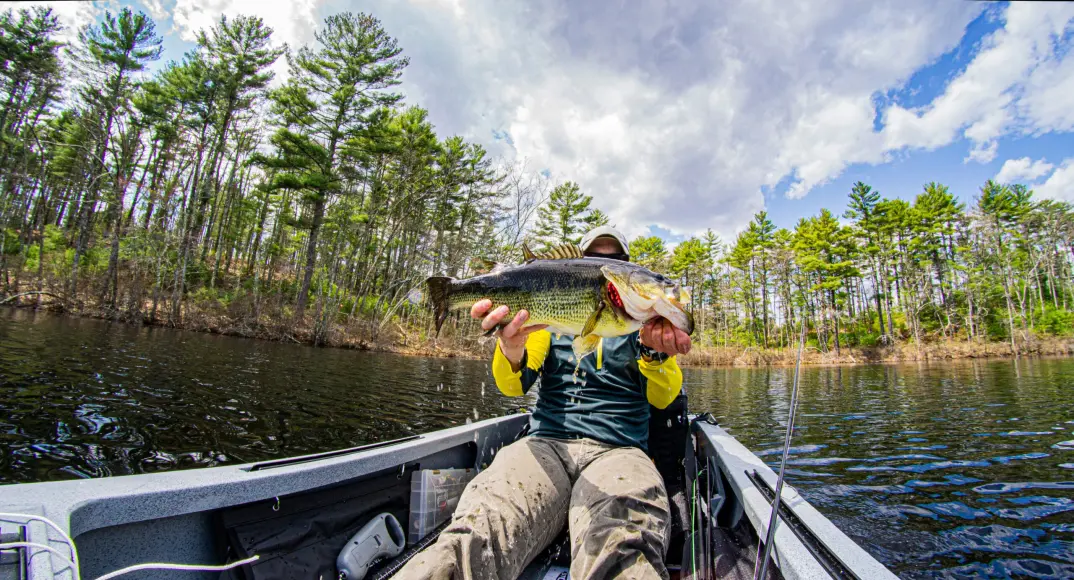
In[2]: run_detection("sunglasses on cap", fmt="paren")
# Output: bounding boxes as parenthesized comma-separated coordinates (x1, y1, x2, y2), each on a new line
(584, 251, 630, 262)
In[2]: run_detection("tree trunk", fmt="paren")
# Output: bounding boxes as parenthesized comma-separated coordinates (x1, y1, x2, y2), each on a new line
(296, 196, 326, 316)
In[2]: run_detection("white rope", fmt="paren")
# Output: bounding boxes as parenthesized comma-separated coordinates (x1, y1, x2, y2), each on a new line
(0, 512, 80, 579)
(93, 554, 259, 580)
(0, 542, 78, 574)
(0, 511, 258, 580)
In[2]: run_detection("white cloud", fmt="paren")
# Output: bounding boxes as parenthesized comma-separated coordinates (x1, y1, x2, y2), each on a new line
(360, 0, 984, 240)
(142, 0, 170, 23)
(965, 140, 998, 164)
(12, 0, 1074, 241)
(170, 0, 321, 48)
(1035, 159, 1074, 202)
(0, 1, 114, 43)
(882, 4, 1074, 164)
(995, 157, 1055, 184)
(358, 2, 1071, 237)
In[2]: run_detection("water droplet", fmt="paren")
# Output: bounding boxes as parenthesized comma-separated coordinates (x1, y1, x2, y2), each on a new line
(667, 419, 673, 428)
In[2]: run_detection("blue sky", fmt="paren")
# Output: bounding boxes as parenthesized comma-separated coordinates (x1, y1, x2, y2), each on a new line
(15, 0, 1074, 243)
(763, 5, 1074, 233)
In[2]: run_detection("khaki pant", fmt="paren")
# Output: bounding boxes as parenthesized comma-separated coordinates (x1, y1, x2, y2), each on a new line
(394, 436, 671, 580)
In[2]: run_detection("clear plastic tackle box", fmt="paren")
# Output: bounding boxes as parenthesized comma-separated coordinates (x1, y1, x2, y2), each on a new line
(408, 467, 477, 544)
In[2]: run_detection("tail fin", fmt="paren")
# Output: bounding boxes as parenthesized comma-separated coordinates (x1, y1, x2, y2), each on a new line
(426, 276, 454, 336)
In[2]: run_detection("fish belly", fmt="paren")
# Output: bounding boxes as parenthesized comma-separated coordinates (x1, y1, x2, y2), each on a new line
(449, 286, 598, 337)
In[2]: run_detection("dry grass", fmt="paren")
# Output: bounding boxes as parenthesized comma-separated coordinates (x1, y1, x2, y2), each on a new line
(678, 337, 1074, 367)
(7, 280, 1074, 366)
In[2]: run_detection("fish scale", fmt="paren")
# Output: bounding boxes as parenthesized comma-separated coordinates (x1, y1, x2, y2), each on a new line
(446, 262, 608, 335)
(427, 252, 693, 358)
(431, 258, 636, 337)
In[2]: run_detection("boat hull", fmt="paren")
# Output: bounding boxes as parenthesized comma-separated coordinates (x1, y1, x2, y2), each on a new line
(0, 413, 897, 580)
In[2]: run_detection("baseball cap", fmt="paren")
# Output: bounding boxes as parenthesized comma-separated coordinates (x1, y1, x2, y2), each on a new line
(580, 226, 629, 256)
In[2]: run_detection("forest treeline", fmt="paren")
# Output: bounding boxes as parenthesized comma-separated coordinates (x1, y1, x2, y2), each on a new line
(1, 6, 1072, 362)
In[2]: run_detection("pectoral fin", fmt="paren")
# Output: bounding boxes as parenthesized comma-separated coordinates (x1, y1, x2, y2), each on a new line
(580, 301, 605, 337)
(572, 334, 602, 361)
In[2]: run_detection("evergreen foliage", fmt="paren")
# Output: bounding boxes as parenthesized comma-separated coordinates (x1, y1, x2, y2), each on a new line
(0, 5, 1072, 354)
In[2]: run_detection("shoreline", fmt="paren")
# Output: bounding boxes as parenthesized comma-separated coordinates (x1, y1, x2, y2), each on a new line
(3, 300, 1072, 367)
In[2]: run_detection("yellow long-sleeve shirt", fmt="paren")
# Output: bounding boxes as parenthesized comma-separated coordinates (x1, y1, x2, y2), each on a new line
(490, 329, 683, 449)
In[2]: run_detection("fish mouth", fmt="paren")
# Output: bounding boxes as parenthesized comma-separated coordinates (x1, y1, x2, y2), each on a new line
(683, 310, 695, 335)
(601, 264, 694, 335)
(655, 298, 694, 335)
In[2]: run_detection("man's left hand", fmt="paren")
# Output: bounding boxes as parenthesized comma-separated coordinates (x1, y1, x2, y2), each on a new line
(640, 318, 692, 357)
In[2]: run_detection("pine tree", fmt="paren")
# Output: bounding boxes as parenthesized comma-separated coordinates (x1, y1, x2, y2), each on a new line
(533, 181, 593, 247)
(629, 236, 668, 272)
(194, 15, 285, 263)
(582, 208, 610, 229)
(65, 8, 162, 298)
(262, 12, 408, 315)
(794, 209, 859, 353)
(749, 211, 776, 346)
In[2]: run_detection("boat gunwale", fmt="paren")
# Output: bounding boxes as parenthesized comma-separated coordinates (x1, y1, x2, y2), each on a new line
(692, 419, 898, 580)
(0, 414, 528, 537)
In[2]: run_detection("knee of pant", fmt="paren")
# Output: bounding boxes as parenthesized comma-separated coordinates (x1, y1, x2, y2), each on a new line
(570, 464, 670, 545)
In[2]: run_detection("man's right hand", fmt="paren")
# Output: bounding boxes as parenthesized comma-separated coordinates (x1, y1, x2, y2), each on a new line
(471, 299, 547, 371)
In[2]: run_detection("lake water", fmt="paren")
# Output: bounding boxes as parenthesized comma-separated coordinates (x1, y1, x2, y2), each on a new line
(1, 308, 1072, 578)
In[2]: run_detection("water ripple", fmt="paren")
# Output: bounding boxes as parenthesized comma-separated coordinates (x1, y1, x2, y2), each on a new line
(692, 357, 1074, 578)
(974, 481, 1074, 494)
(4, 310, 1074, 579)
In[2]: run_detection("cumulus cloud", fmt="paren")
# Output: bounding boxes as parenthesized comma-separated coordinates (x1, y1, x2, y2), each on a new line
(9, 0, 1074, 241)
(359, 0, 984, 239)
(882, 4, 1074, 165)
(170, 0, 321, 47)
(995, 157, 1055, 184)
(0, 0, 113, 43)
(1035, 159, 1074, 202)
(361, 1, 1072, 239)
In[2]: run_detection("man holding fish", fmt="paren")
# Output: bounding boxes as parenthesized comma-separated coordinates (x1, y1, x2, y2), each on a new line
(398, 226, 693, 580)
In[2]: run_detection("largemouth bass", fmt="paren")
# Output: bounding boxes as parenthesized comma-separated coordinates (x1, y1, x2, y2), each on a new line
(426, 244, 694, 360)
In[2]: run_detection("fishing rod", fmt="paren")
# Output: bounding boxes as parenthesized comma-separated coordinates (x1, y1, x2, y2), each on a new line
(753, 319, 807, 580)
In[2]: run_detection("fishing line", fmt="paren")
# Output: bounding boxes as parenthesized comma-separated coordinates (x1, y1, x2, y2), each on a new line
(752, 320, 807, 580)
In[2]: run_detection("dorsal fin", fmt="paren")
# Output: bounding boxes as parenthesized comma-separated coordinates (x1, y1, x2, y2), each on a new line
(521, 244, 537, 262)
(534, 244, 584, 261)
